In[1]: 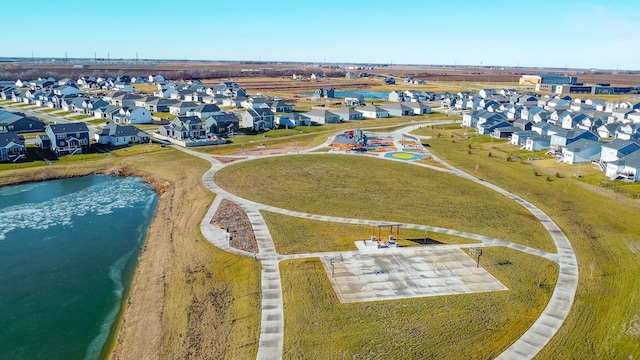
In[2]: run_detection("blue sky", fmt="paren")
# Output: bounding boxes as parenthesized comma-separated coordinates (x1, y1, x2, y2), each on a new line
(2, 0, 638, 70)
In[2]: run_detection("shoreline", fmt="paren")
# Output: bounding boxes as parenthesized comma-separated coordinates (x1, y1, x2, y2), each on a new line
(0, 161, 170, 359)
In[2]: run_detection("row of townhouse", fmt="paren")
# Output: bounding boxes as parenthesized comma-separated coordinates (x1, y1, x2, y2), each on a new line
(460, 88, 640, 181)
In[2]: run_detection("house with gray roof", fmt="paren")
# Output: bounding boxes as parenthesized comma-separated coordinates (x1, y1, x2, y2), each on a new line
(94, 122, 149, 146)
(205, 113, 239, 135)
(0, 112, 45, 133)
(493, 126, 519, 139)
(94, 105, 122, 120)
(158, 116, 205, 140)
(597, 123, 620, 139)
(379, 103, 413, 117)
(45, 122, 91, 155)
(477, 116, 510, 135)
(562, 139, 601, 164)
(615, 124, 640, 140)
(188, 104, 221, 119)
(355, 105, 389, 119)
(0, 132, 26, 162)
(605, 151, 640, 181)
(550, 128, 598, 148)
(332, 107, 364, 121)
(525, 135, 551, 151)
(304, 109, 340, 124)
(275, 113, 311, 128)
(388, 91, 406, 102)
(270, 100, 294, 113)
(600, 139, 640, 163)
(106, 91, 142, 108)
(344, 94, 365, 106)
(531, 121, 552, 135)
(241, 108, 275, 131)
(313, 88, 334, 99)
(402, 102, 432, 115)
(510, 130, 539, 146)
(169, 101, 199, 116)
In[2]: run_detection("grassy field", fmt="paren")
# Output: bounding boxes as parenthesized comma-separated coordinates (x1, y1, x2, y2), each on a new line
(0, 148, 261, 359)
(262, 211, 481, 254)
(87, 118, 107, 125)
(133, 83, 158, 94)
(214, 154, 555, 253)
(281, 246, 558, 359)
(152, 111, 176, 120)
(417, 126, 640, 358)
(70, 114, 92, 120)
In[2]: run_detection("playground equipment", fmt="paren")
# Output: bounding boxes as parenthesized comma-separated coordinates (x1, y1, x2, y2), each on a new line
(370, 223, 401, 248)
(332, 129, 369, 151)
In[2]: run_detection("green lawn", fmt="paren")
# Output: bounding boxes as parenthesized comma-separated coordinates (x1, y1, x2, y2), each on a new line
(215, 154, 555, 253)
(152, 111, 176, 120)
(420, 125, 640, 358)
(262, 211, 480, 254)
(87, 118, 107, 125)
(70, 114, 92, 120)
(282, 246, 557, 359)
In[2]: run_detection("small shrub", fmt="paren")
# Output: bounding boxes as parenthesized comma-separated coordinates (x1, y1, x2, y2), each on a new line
(488, 152, 492, 157)
(467, 143, 472, 149)
(555, 172, 561, 178)
(468, 150, 472, 155)
(534, 170, 539, 176)
(506, 154, 511, 162)
(546, 176, 552, 181)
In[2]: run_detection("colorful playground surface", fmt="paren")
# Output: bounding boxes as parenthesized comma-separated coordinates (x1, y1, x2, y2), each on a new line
(383, 152, 425, 161)
(321, 248, 507, 303)
(330, 129, 397, 152)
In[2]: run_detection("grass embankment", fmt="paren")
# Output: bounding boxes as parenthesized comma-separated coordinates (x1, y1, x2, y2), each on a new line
(419, 126, 640, 358)
(214, 154, 554, 253)
(261, 211, 480, 254)
(282, 247, 557, 359)
(0, 147, 261, 359)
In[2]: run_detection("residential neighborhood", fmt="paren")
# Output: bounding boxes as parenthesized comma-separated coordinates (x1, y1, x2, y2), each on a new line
(1, 71, 640, 183)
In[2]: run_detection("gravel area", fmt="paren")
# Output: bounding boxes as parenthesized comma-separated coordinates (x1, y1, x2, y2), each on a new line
(211, 199, 259, 253)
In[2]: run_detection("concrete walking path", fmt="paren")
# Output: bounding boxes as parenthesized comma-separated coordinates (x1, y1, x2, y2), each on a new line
(175, 119, 578, 360)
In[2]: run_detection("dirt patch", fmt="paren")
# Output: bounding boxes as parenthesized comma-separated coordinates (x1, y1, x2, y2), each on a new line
(228, 145, 301, 156)
(211, 156, 247, 164)
(211, 199, 259, 253)
(621, 314, 640, 337)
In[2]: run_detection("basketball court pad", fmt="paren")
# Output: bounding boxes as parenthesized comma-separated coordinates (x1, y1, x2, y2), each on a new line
(321, 248, 507, 303)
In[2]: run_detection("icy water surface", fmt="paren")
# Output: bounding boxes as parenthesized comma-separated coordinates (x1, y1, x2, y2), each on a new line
(0, 176, 158, 360)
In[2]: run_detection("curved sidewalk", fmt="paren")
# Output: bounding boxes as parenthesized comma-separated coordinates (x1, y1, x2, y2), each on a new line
(178, 119, 578, 360)
(404, 128, 579, 359)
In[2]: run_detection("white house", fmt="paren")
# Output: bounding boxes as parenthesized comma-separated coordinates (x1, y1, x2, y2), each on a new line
(169, 101, 199, 116)
(121, 107, 152, 124)
(355, 105, 389, 119)
(605, 152, 640, 181)
(600, 139, 640, 163)
(94, 122, 149, 146)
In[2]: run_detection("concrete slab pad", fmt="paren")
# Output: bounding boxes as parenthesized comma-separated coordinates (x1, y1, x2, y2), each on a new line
(321, 248, 507, 303)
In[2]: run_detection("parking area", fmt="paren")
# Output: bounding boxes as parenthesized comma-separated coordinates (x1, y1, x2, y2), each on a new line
(321, 248, 507, 303)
